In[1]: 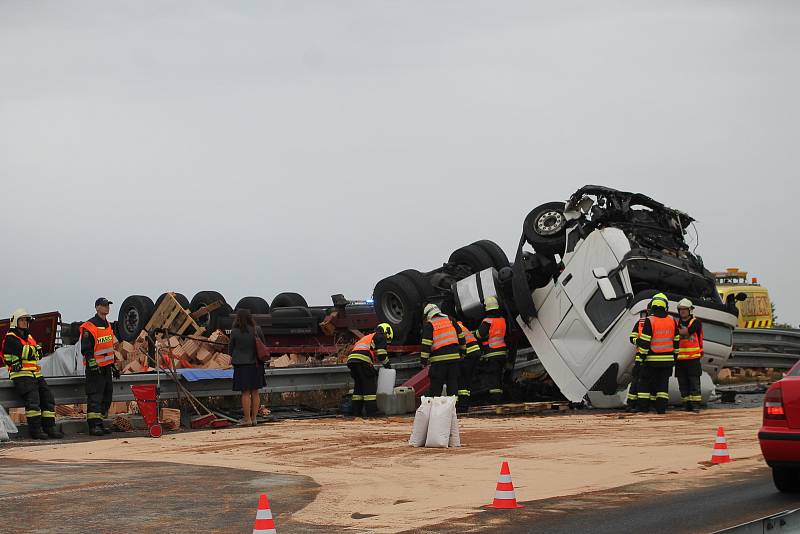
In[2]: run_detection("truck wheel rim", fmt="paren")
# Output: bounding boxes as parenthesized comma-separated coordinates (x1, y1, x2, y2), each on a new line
(536, 210, 565, 236)
(381, 291, 404, 323)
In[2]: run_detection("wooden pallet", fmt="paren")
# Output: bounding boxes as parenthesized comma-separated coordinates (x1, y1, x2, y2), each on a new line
(464, 401, 569, 417)
(144, 292, 206, 336)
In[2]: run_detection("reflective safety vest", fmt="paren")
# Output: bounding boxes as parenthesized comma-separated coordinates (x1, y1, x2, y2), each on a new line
(677, 318, 703, 360)
(456, 321, 481, 355)
(646, 316, 677, 363)
(80, 320, 116, 367)
(3, 332, 42, 379)
(481, 317, 507, 359)
(347, 333, 385, 366)
(630, 318, 645, 363)
(428, 317, 460, 362)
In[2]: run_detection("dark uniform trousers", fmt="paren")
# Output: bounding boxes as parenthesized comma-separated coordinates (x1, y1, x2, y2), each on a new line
(347, 360, 377, 416)
(429, 360, 460, 397)
(627, 361, 641, 409)
(86, 365, 114, 418)
(479, 357, 505, 402)
(457, 351, 480, 405)
(13, 376, 55, 419)
(675, 358, 702, 404)
(638, 363, 673, 413)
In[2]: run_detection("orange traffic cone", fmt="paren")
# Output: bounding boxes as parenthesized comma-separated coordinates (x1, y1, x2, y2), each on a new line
(711, 426, 732, 464)
(252, 494, 277, 534)
(485, 460, 524, 509)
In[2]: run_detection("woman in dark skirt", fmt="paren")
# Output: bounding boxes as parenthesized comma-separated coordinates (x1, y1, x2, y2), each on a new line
(228, 308, 266, 425)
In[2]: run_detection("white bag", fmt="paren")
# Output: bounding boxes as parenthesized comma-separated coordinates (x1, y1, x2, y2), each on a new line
(409, 396, 433, 447)
(449, 405, 461, 448)
(425, 396, 456, 448)
(377, 367, 396, 395)
(0, 404, 18, 436)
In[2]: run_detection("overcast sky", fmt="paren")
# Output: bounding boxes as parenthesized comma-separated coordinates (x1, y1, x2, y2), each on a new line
(1, 1, 798, 325)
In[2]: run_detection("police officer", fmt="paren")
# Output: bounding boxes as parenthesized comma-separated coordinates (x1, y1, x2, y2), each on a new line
(455, 319, 481, 412)
(346, 323, 393, 417)
(475, 296, 508, 404)
(676, 298, 703, 412)
(2, 309, 63, 439)
(420, 304, 463, 398)
(626, 309, 648, 412)
(636, 293, 679, 414)
(81, 297, 120, 436)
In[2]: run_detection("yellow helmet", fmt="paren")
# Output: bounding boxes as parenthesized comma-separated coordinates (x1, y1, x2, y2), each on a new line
(10, 308, 33, 329)
(677, 298, 693, 310)
(650, 293, 669, 310)
(377, 322, 394, 343)
(423, 303, 441, 321)
(484, 296, 500, 312)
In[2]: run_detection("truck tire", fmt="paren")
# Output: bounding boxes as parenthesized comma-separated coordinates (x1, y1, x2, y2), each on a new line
(772, 467, 800, 492)
(190, 291, 229, 334)
(448, 244, 494, 274)
(154, 292, 190, 311)
(270, 292, 308, 310)
(398, 269, 434, 299)
(523, 202, 568, 256)
(373, 274, 422, 344)
(118, 295, 155, 342)
(471, 240, 510, 269)
(234, 296, 271, 315)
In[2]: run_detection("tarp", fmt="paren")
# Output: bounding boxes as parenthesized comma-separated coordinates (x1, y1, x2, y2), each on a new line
(176, 369, 233, 382)
(0, 340, 84, 379)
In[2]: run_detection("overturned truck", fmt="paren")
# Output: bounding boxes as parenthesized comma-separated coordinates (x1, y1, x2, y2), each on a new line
(373, 185, 739, 402)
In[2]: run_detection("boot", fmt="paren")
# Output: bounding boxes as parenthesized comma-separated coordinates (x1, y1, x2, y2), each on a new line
(625, 399, 637, 413)
(100, 421, 113, 435)
(87, 419, 106, 437)
(684, 401, 693, 412)
(350, 400, 364, 418)
(27, 416, 49, 440)
(636, 399, 651, 413)
(364, 400, 383, 417)
(456, 396, 470, 414)
(42, 418, 64, 439)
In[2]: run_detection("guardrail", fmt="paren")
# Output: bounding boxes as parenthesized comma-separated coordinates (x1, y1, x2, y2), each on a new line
(727, 328, 800, 369)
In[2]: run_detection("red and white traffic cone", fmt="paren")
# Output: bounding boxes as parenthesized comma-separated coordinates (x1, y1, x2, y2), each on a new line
(252, 494, 277, 534)
(711, 426, 732, 464)
(485, 460, 524, 509)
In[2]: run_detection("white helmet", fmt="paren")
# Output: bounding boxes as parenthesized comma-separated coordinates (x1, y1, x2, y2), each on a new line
(10, 308, 33, 329)
(677, 298, 693, 310)
(423, 303, 441, 321)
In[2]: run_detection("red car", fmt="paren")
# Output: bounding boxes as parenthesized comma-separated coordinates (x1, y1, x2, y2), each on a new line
(759, 361, 800, 492)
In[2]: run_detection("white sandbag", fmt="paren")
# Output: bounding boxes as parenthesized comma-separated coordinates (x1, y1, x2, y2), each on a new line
(449, 404, 461, 448)
(377, 367, 396, 395)
(409, 396, 433, 447)
(425, 396, 456, 448)
(0, 404, 18, 435)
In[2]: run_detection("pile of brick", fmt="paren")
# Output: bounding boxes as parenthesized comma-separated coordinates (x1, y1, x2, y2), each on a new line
(114, 330, 233, 373)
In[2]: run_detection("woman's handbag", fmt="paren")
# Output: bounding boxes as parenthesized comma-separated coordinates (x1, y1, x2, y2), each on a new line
(255, 327, 270, 363)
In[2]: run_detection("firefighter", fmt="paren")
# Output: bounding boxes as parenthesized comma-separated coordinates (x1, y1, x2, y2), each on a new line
(636, 293, 679, 414)
(626, 309, 648, 412)
(81, 297, 120, 436)
(676, 298, 703, 412)
(420, 304, 463, 398)
(475, 296, 508, 403)
(2, 309, 63, 439)
(455, 319, 481, 412)
(346, 323, 393, 417)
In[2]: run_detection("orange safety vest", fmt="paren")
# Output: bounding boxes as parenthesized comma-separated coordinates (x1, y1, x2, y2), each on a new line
(430, 317, 459, 351)
(481, 317, 507, 358)
(456, 321, 480, 355)
(646, 315, 677, 363)
(347, 333, 378, 365)
(677, 318, 703, 360)
(2, 332, 42, 378)
(631, 318, 646, 362)
(80, 320, 116, 367)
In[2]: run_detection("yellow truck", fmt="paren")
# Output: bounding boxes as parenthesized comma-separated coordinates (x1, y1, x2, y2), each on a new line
(714, 268, 772, 328)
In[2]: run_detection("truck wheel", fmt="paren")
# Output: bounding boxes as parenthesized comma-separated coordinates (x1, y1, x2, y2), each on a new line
(373, 274, 422, 344)
(398, 269, 434, 298)
(471, 240, 510, 269)
(118, 295, 155, 342)
(270, 292, 308, 310)
(234, 296, 271, 314)
(449, 244, 494, 274)
(772, 467, 800, 492)
(190, 291, 229, 334)
(523, 202, 568, 256)
(154, 292, 190, 311)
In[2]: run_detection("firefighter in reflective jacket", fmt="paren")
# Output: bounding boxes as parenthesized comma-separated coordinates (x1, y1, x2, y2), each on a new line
(346, 323, 393, 417)
(475, 296, 507, 403)
(455, 319, 481, 411)
(636, 293, 679, 414)
(81, 297, 120, 436)
(2, 309, 63, 439)
(676, 298, 703, 412)
(420, 304, 463, 398)
(626, 309, 648, 412)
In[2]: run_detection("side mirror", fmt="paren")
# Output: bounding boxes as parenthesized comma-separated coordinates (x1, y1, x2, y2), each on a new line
(735, 292, 748, 302)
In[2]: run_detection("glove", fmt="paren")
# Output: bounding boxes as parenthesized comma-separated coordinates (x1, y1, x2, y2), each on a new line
(111, 365, 121, 379)
(383, 360, 392, 369)
(86, 358, 99, 372)
(11, 359, 22, 373)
